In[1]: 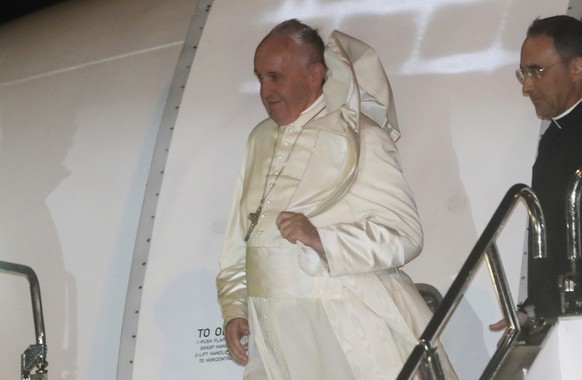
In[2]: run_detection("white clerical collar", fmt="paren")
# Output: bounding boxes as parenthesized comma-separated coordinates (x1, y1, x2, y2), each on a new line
(553, 97, 582, 129)
(301, 94, 325, 114)
(284, 94, 325, 128)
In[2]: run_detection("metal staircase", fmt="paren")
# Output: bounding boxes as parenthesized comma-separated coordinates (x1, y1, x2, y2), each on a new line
(399, 169, 582, 379)
(397, 184, 547, 379)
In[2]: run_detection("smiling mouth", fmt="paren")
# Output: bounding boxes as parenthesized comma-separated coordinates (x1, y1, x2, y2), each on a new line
(265, 97, 281, 105)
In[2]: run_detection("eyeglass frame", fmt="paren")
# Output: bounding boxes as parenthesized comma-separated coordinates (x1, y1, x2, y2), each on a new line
(515, 61, 564, 84)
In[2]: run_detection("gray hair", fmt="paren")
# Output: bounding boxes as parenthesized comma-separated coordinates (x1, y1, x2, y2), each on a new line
(264, 19, 326, 67)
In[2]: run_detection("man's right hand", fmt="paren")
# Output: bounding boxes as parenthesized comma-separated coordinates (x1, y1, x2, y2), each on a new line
(225, 317, 250, 365)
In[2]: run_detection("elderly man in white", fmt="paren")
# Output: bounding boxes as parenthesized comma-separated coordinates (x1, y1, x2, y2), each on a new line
(216, 19, 455, 380)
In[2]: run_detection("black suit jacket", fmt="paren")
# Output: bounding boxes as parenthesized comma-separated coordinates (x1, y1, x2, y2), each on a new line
(528, 100, 582, 318)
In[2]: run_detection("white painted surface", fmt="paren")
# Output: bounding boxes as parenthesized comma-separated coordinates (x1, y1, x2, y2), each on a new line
(527, 316, 582, 380)
(0, 0, 196, 378)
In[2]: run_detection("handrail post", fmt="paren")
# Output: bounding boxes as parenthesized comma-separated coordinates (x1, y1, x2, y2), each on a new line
(481, 243, 520, 378)
(562, 167, 582, 313)
(566, 168, 582, 263)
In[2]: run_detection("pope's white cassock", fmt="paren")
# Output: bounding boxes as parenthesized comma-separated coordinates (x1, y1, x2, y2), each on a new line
(217, 30, 456, 379)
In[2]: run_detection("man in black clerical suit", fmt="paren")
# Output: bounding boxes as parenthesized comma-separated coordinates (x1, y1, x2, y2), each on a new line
(517, 15, 582, 320)
(491, 15, 582, 333)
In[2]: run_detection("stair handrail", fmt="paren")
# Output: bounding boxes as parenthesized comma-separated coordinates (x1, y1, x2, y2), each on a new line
(0, 260, 48, 379)
(397, 184, 546, 379)
(561, 167, 582, 313)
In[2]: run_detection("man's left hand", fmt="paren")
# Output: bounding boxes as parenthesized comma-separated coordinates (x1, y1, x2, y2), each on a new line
(489, 311, 529, 331)
(276, 211, 323, 253)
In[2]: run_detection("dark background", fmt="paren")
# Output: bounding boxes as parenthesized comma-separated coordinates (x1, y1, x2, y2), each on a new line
(1, 0, 67, 24)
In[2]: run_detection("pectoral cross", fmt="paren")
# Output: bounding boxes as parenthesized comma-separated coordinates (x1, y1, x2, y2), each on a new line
(244, 205, 262, 241)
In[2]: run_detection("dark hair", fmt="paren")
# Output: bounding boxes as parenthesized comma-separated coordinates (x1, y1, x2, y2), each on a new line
(265, 19, 326, 67)
(527, 15, 582, 64)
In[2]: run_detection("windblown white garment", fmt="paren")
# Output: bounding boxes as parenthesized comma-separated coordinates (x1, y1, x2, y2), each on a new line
(217, 31, 455, 379)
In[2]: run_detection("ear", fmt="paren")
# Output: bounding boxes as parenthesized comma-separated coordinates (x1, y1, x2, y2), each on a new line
(308, 63, 327, 88)
(570, 56, 582, 80)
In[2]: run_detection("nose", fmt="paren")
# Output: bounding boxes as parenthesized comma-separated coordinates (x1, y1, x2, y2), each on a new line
(259, 80, 272, 99)
(521, 75, 534, 96)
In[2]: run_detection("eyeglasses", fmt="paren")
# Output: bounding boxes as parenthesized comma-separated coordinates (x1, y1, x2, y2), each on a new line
(515, 61, 563, 84)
